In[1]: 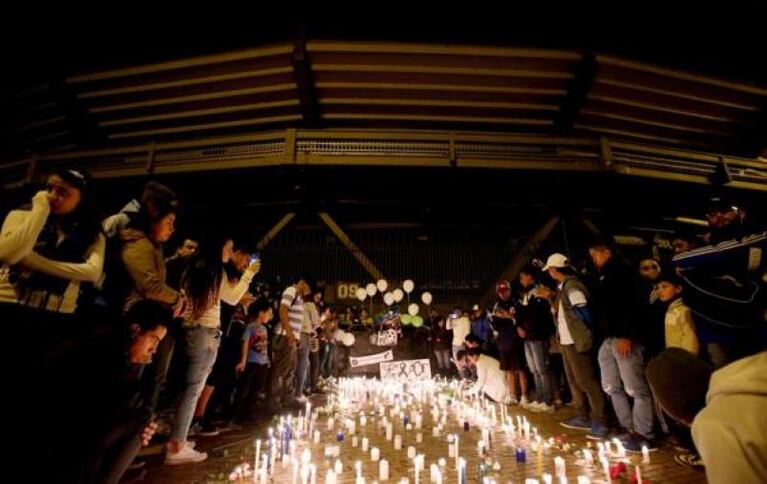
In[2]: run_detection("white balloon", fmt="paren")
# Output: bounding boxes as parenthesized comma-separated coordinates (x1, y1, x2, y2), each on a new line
(356, 287, 367, 301)
(393, 289, 404, 303)
(376, 279, 388, 293)
(333, 329, 346, 342)
(383, 292, 395, 306)
(421, 292, 433, 305)
(366, 283, 377, 297)
(342, 333, 356, 347)
(402, 279, 415, 294)
(408, 303, 419, 316)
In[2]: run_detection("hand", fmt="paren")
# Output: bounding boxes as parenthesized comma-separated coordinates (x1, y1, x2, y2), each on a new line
(615, 338, 633, 358)
(236, 361, 246, 373)
(239, 292, 255, 306)
(248, 260, 262, 274)
(173, 296, 186, 318)
(517, 327, 527, 339)
(141, 421, 158, 446)
(33, 190, 54, 206)
(285, 330, 297, 346)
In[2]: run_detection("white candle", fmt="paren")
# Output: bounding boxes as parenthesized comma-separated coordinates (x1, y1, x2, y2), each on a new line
(362, 437, 370, 452)
(438, 458, 447, 468)
(301, 449, 311, 466)
(325, 469, 336, 484)
(352, 436, 359, 448)
(407, 446, 416, 459)
(554, 457, 566, 479)
(416, 432, 423, 444)
(641, 445, 650, 464)
(583, 449, 593, 466)
(356, 461, 362, 479)
(386, 423, 393, 441)
(394, 435, 402, 450)
(432, 427, 440, 437)
(635, 466, 642, 484)
(360, 415, 367, 427)
(525, 480, 540, 484)
(292, 460, 299, 484)
(254, 439, 261, 483)
(327, 417, 334, 430)
(415, 455, 423, 484)
(260, 455, 268, 484)
(576, 478, 590, 484)
(379, 459, 390, 481)
(542, 474, 553, 484)
(313, 431, 321, 444)
(612, 438, 626, 458)
(334, 459, 343, 475)
(454, 435, 460, 470)
(310, 464, 317, 484)
(371, 447, 380, 462)
(415, 414, 423, 429)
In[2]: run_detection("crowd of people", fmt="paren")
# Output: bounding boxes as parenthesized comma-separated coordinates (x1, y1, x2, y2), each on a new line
(1, 169, 764, 483)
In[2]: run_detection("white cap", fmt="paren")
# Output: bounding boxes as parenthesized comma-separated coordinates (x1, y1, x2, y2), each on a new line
(542, 253, 569, 271)
(472, 304, 480, 311)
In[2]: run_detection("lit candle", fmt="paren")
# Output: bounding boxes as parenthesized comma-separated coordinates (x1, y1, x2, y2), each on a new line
(360, 415, 367, 427)
(408, 446, 416, 459)
(394, 435, 402, 450)
(416, 432, 423, 444)
(641, 445, 650, 464)
(327, 417, 334, 430)
(254, 439, 261, 483)
(314, 431, 321, 444)
(454, 435, 460, 470)
(325, 469, 336, 484)
(379, 459, 390, 481)
(612, 438, 626, 458)
(542, 474, 553, 484)
(362, 437, 369, 452)
(310, 464, 317, 484)
(334, 459, 343, 475)
(356, 461, 362, 480)
(577, 477, 590, 484)
(260, 455, 268, 484)
(525, 480, 540, 484)
(415, 455, 423, 484)
(554, 457, 566, 480)
(386, 423, 393, 441)
(583, 449, 593, 466)
(458, 458, 467, 484)
(433, 426, 440, 437)
(371, 447, 380, 462)
(352, 436, 359, 448)
(292, 459, 299, 484)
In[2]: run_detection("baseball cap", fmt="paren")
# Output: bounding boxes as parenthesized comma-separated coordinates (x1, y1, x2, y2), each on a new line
(542, 253, 569, 271)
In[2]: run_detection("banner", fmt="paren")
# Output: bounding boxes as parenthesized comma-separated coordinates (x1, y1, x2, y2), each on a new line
(349, 350, 394, 368)
(379, 359, 432, 381)
(375, 329, 398, 346)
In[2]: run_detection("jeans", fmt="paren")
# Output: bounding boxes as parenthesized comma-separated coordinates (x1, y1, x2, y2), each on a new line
(172, 327, 221, 442)
(295, 333, 312, 397)
(525, 340, 553, 405)
(434, 348, 451, 370)
(309, 350, 320, 390)
(598, 337, 654, 438)
(320, 342, 336, 378)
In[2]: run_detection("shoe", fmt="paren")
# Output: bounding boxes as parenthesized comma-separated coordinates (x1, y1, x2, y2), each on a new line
(624, 436, 659, 453)
(187, 422, 201, 436)
(164, 445, 209, 465)
(283, 399, 304, 409)
(295, 395, 309, 404)
(519, 396, 530, 408)
(504, 396, 519, 405)
(186, 440, 196, 449)
(196, 422, 220, 437)
(586, 423, 609, 440)
(674, 453, 704, 469)
(531, 402, 556, 414)
(560, 416, 591, 431)
(127, 460, 146, 471)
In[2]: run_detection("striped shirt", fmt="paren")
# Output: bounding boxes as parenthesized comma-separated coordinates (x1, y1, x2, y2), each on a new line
(278, 285, 304, 334)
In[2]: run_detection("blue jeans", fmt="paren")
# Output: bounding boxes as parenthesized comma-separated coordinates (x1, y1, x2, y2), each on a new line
(598, 337, 654, 438)
(172, 327, 221, 442)
(524, 340, 553, 405)
(434, 349, 451, 370)
(320, 342, 336, 378)
(295, 333, 312, 396)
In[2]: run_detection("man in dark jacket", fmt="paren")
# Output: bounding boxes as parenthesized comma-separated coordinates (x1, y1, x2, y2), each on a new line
(589, 240, 656, 451)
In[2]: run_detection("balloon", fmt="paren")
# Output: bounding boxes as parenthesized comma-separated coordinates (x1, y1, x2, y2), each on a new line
(356, 287, 367, 301)
(408, 303, 419, 316)
(412, 316, 424, 327)
(383, 292, 395, 306)
(393, 289, 404, 303)
(403, 279, 415, 294)
(376, 279, 388, 293)
(333, 329, 346, 342)
(421, 292, 433, 305)
(401, 315, 412, 325)
(342, 333, 356, 347)
(366, 283, 377, 297)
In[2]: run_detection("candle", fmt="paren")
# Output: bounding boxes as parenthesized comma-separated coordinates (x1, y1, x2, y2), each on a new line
(334, 459, 343, 475)
(524, 480, 540, 484)
(407, 446, 416, 459)
(458, 458, 467, 484)
(454, 435, 460, 470)
(554, 457, 566, 480)
(438, 458, 447, 468)
(415, 455, 423, 484)
(379, 459, 389, 481)
(254, 439, 261, 483)
(612, 438, 626, 458)
(478, 441, 485, 457)
(362, 437, 369, 452)
(314, 430, 321, 444)
(371, 447, 380, 462)
(394, 435, 402, 450)
(542, 474, 553, 484)
(577, 478, 590, 484)
(635, 466, 642, 484)
(641, 445, 650, 464)
(260, 455, 268, 484)
(325, 469, 336, 484)
(432, 427, 440, 437)
(327, 417, 334, 430)
(310, 464, 317, 484)
(352, 436, 359, 448)
(416, 432, 423, 443)
(583, 449, 593, 466)
(292, 460, 299, 484)
(386, 423, 393, 441)
(356, 461, 362, 479)
(360, 415, 367, 427)
(415, 414, 423, 429)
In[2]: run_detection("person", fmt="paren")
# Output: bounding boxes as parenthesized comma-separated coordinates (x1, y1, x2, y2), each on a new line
(491, 280, 528, 405)
(447, 307, 472, 379)
(543, 253, 607, 438)
(268, 277, 312, 414)
(462, 348, 510, 403)
(165, 233, 260, 465)
(469, 304, 495, 355)
(589, 240, 656, 449)
(431, 316, 453, 376)
(691, 351, 767, 483)
(296, 289, 321, 400)
(656, 272, 700, 356)
(232, 298, 272, 422)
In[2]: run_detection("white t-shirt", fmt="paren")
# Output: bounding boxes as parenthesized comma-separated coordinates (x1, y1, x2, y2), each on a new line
(557, 283, 587, 346)
(448, 316, 472, 347)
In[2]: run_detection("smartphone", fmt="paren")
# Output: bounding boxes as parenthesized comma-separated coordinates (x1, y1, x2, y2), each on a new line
(249, 252, 260, 264)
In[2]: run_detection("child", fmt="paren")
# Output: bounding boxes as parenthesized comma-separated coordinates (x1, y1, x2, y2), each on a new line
(656, 273, 700, 356)
(232, 298, 272, 422)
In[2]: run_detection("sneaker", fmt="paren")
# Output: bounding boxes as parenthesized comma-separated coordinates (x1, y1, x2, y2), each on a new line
(196, 423, 220, 437)
(519, 396, 530, 408)
(165, 445, 209, 465)
(187, 422, 201, 436)
(503, 396, 519, 405)
(586, 423, 609, 440)
(624, 437, 659, 453)
(560, 416, 591, 431)
(674, 452, 704, 470)
(186, 440, 196, 450)
(531, 402, 556, 414)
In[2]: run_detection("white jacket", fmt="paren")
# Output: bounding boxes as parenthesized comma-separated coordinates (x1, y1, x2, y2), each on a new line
(469, 354, 509, 403)
(692, 352, 767, 484)
(447, 316, 471, 347)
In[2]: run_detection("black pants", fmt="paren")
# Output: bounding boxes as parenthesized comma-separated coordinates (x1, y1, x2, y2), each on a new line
(309, 350, 320, 391)
(79, 411, 151, 484)
(232, 362, 270, 420)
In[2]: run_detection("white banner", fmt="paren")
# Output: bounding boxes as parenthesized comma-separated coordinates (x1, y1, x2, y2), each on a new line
(379, 359, 432, 381)
(375, 329, 398, 346)
(349, 350, 394, 368)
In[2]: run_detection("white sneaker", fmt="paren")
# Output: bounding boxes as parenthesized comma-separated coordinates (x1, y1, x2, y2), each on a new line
(519, 396, 530, 408)
(532, 403, 556, 413)
(165, 445, 208, 465)
(295, 395, 309, 404)
(503, 395, 519, 405)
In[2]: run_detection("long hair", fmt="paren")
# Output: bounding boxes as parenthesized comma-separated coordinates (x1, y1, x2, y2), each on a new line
(47, 168, 102, 246)
(184, 231, 231, 319)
